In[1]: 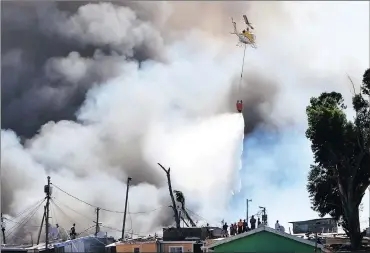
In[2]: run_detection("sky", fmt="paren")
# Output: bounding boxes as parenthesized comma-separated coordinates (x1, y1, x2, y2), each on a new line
(1, 1, 369, 242)
(228, 1, 370, 232)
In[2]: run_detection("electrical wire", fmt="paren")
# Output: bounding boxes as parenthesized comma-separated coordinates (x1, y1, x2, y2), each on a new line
(185, 208, 219, 226)
(52, 200, 79, 225)
(52, 198, 95, 222)
(50, 202, 56, 226)
(78, 225, 96, 236)
(5, 199, 45, 236)
(129, 207, 162, 215)
(51, 201, 59, 226)
(5, 199, 45, 241)
(52, 183, 162, 214)
(8, 198, 45, 220)
(99, 224, 146, 237)
(3, 218, 41, 228)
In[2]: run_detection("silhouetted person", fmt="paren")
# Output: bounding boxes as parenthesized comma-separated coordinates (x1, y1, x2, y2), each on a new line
(205, 223, 211, 238)
(257, 218, 262, 227)
(230, 223, 237, 235)
(275, 220, 281, 231)
(229, 223, 234, 236)
(250, 215, 256, 229)
(70, 223, 77, 239)
(222, 222, 229, 237)
(243, 219, 248, 232)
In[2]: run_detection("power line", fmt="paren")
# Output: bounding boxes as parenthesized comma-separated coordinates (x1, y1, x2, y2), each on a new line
(185, 208, 215, 225)
(51, 202, 59, 226)
(5, 200, 45, 236)
(130, 207, 162, 215)
(7, 199, 45, 220)
(3, 218, 41, 228)
(5, 199, 45, 241)
(52, 198, 95, 222)
(99, 224, 146, 237)
(78, 225, 96, 236)
(52, 200, 79, 226)
(52, 183, 162, 214)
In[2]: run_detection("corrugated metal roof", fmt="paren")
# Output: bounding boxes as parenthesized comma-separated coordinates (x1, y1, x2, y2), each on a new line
(206, 226, 324, 250)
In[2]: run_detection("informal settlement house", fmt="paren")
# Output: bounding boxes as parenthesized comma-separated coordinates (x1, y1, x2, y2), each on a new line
(23, 234, 115, 253)
(205, 226, 325, 253)
(112, 240, 200, 253)
(108, 227, 223, 253)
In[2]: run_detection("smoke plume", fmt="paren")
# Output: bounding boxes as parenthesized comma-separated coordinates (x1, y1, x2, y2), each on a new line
(1, 1, 369, 242)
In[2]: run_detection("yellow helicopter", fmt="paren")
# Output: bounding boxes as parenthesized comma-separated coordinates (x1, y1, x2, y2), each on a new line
(230, 14, 257, 49)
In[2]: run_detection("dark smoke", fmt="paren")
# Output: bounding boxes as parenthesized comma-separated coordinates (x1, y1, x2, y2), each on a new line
(1, 1, 278, 139)
(227, 70, 279, 134)
(1, 1, 165, 138)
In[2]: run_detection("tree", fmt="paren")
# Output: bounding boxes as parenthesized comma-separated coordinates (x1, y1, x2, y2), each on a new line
(306, 69, 370, 249)
(157, 163, 181, 229)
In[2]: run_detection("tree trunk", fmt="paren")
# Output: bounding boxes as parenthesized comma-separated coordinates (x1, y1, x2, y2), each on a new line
(158, 163, 181, 229)
(167, 170, 181, 229)
(345, 205, 362, 250)
(337, 171, 363, 250)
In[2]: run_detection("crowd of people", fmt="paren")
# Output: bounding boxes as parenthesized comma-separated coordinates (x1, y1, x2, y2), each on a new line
(222, 215, 263, 237)
(221, 218, 285, 237)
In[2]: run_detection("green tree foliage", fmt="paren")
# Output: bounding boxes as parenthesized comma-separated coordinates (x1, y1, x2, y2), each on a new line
(306, 69, 370, 249)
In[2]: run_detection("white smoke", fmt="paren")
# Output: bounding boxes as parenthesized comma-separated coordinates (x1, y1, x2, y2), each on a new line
(1, 25, 246, 240)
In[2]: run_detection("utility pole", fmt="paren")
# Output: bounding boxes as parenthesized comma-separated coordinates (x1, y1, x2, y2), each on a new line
(95, 207, 100, 236)
(121, 177, 132, 241)
(37, 206, 46, 245)
(44, 176, 51, 250)
(1, 213, 6, 245)
(246, 199, 252, 224)
(259, 206, 267, 226)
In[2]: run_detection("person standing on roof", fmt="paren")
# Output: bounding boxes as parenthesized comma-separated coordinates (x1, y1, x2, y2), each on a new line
(249, 215, 256, 229)
(222, 222, 229, 237)
(250, 215, 256, 229)
(237, 219, 243, 234)
(70, 223, 77, 239)
(229, 223, 234, 236)
(257, 218, 262, 227)
(275, 220, 281, 231)
(243, 219, 248, 232)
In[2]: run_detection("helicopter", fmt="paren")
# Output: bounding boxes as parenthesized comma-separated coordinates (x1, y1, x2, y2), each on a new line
(230, 14, 257, 49)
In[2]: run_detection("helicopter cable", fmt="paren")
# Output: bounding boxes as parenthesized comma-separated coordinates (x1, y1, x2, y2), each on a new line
(239, 44, 247, 93)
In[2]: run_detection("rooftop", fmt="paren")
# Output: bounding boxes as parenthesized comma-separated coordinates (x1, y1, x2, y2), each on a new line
(206, 226, 324, 250)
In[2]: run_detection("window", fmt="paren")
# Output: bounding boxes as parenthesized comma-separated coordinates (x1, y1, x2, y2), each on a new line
(169, 246, 184, 253)
(133, 247, 140, 253)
